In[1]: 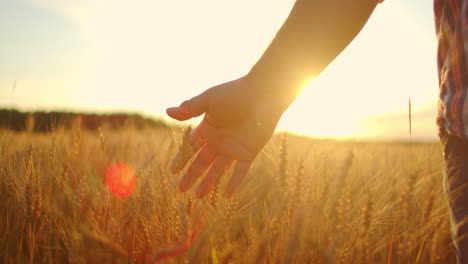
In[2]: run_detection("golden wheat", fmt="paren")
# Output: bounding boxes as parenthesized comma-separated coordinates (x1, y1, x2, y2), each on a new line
(0, 125, 455, 263)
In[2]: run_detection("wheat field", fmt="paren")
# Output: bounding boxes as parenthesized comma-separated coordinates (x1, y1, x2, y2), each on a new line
(0, 123, 456, 263)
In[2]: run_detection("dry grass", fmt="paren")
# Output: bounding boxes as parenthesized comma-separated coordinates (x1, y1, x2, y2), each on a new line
(0, 124, 455, 263)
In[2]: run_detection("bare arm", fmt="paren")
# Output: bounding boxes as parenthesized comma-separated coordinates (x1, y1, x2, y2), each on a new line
(248, 0, 379, 111)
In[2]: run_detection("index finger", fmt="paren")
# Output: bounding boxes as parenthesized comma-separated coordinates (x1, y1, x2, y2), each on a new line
(170, 127, 205, 173)
(225, 160, 252, 199)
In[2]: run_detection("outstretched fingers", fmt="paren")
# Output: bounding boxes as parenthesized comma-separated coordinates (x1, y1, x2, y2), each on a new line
(195, 156, 233, 198)
(225, 161, 252, 199)
(170, 125, 207, 173)
(179, 146, 216, 192)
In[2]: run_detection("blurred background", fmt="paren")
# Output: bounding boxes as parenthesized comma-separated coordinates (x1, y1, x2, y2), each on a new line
(0, 0, 437, 140)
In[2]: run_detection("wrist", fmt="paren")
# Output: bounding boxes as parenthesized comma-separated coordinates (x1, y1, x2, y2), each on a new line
(244, 71, 300, 115)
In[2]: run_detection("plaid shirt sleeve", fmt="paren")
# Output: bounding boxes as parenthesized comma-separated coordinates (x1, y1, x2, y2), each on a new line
(435, 0, 468, 139)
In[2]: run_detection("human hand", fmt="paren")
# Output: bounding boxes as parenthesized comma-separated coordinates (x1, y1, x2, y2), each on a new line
(167, 76, 285, 199)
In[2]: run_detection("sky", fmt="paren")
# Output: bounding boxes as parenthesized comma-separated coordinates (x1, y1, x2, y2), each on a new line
(0, 0, 438, 140)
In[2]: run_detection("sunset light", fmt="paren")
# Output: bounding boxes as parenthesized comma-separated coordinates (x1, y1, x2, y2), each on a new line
(2, 0, 462, 263)
(0, 0, 437, 140)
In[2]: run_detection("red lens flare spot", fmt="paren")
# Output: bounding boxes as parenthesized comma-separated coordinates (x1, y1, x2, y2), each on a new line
(106, 163, 136, 198)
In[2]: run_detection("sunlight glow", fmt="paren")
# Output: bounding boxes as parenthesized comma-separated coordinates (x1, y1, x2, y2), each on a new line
(277, 0, 438, 139)
(2, 0, 438, 140)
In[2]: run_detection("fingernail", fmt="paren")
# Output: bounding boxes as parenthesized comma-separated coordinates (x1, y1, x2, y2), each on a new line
(166, 107, 180, 116)
(168, 106, 191, 115)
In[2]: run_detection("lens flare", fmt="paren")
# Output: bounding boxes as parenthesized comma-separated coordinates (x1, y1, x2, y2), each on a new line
(106, 163, 136, 198)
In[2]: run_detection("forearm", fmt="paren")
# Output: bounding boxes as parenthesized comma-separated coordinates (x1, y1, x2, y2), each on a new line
(247, 0, 379, 110)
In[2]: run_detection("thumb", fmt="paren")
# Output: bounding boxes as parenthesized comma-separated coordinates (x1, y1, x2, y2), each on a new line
(166, 90, 210, 121)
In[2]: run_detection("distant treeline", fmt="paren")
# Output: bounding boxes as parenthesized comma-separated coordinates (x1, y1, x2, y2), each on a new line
(0, 109, 168, 132)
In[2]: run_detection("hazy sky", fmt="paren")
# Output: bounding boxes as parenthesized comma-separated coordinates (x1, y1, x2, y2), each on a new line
(0, 0, 438, 140)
